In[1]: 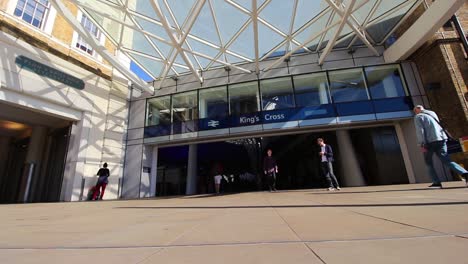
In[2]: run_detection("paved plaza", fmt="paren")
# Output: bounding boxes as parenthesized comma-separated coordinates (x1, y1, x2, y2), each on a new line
(1, 183, 468, 263)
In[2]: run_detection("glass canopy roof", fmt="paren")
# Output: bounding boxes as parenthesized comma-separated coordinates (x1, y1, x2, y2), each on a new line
(53, 0, 422, 88)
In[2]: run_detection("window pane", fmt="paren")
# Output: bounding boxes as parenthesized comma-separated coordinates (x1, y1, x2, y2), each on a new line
(260, 77, 295, 110)
(365, 65, 407, 99)
(199, 86, 228, 119)
(329, 68, 369, 103)
(15, 0, 49, 28)
(229, 81, 259, 115)
(293, 72, 330, 107)
(172, 91, 198, 122)
(146, 96, 171, 126)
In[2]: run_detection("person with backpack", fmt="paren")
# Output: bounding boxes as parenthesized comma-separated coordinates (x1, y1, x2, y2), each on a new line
(92, 162, 110, 200)
(413, 105, 468, 188)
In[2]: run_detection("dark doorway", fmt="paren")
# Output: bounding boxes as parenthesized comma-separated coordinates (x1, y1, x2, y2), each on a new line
(350, 126, 408, 185)
(262, 131, 339, 190)
(197, 139, 260, 194)
(156, 145, 189, 196)
(32, 126, 71, 202)
(0, 138, 29, 203)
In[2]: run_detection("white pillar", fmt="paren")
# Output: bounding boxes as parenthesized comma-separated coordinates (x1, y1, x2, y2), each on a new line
(150, 146, 158, 196)
(20, 126, 48, 202)
(319, 82, 329, 104)
(336, 129, 366, 187)
(186, 144, 198, 195)
(383, 77, 398, 98)
(394, 122, 416, 183)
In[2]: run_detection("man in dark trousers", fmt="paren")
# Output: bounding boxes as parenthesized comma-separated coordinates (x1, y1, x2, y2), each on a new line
(263, 149, 278, 192)
(92, 162, 110, 200)
(413, 105, 468, 188)
(317, 138, 341, 191)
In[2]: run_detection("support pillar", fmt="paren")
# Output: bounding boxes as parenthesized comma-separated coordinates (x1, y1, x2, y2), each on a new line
(19, 126, 47, 202)
(395, 122, 416, 183)
(336, 129, 366, 187)
(150, 146, 158, 196)
(186, 144, 198, 195)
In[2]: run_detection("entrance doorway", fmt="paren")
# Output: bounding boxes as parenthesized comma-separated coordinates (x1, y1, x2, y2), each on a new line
(0, 102, 71, 203)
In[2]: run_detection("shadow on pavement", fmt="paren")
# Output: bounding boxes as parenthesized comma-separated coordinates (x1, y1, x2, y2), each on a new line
(114, 201, 468, 210)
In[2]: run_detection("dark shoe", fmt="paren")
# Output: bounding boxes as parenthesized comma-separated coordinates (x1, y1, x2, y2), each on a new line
(428, 183, 442, 188)
(463, 173, 468, 181)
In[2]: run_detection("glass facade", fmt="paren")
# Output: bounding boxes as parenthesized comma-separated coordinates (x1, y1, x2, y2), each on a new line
(293, 72, 330, 107)
(145, 64, 413, 137)
(260, 77, 295, 111)
(146, 96, 171, 126)
(229, 81, 260, 115)
(365, 65, 407, 99)
(199, 86, 228, 119)
(172, 91, 198, 133)
(328, 68, 369, 103)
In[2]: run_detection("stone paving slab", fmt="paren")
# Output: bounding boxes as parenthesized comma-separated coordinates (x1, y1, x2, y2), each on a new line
(307, 235, 468, 264)
(0, 183, 467, 263)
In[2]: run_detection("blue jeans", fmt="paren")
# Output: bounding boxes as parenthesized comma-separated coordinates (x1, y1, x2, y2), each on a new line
(424, 140, 467, 184)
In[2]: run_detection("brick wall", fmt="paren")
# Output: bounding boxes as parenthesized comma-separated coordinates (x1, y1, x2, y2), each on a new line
(406, 3, 468, 167)
(51, 1, 76, 45)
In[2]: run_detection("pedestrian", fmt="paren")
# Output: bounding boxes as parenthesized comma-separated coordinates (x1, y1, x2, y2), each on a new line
(92, 162, 110, 200)
(263, 149, 278, 192)
(413, 105, 468, 188)
(317, 138, 341, 191)
(214, 174, 222, 195)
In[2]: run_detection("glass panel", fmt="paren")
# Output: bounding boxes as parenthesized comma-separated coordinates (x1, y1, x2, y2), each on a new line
(229, 81, 260, 115)
(260, 77, 295, 110)
(329, 68, 369, 103)
(199, 86, 228, 119)
(146, 96, 171, 126)
(293, 72, 330, 107)
(365, 65, 407, 99)
(172, 91, 198, 122)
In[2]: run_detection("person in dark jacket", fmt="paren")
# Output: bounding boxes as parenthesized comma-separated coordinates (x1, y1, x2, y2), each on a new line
(263, 149, 278, 192)
(317, 138, 341, 191)
(92, 162, 110, 200)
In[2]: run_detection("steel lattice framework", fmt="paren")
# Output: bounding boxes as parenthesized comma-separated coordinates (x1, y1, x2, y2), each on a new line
(50, 0, 423, 92)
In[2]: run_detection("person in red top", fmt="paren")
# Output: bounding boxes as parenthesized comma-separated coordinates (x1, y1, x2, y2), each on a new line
(92, 163, 110, 200)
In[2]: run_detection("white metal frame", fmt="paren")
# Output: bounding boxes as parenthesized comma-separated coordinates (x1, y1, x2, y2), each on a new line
(51, 0, 431, 89)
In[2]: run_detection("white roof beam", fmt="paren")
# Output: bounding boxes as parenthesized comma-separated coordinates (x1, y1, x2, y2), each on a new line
(49, 0, 153, 93)
(384, 0, 465, 62)
(316, 10, 337, 52)
(208, 0, 228, 62)
(377, 0, 423, 45)
(285, 0, 299, 53)
(149, 0, 205, 85)
(260, 7, 332, 61)
(319, 0, 357, 65)
(264, 20, 341, 71)
(347, 0, 382, 49)
(325, 0, 379, 57)
(252, 0, 260, 74)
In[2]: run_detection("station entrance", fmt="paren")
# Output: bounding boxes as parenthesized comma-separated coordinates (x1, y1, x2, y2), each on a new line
(0, 102, 71, 203)
(155, 125, 408, 196)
